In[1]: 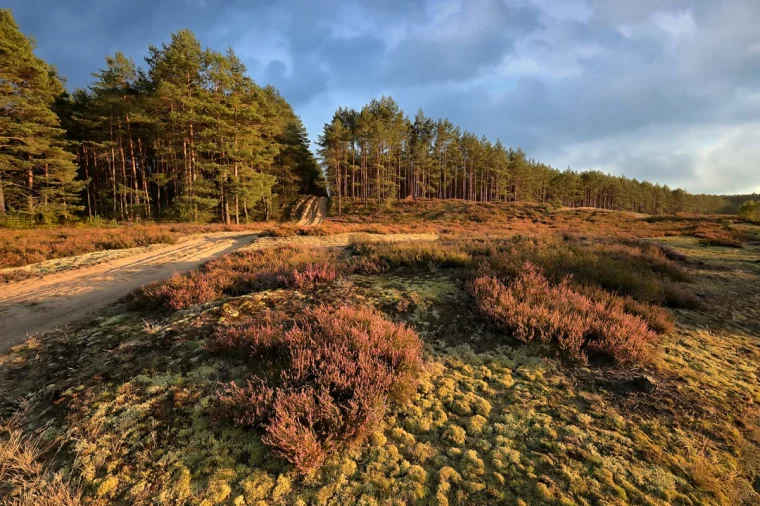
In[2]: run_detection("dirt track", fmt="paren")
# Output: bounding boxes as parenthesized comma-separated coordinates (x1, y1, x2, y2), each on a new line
(295, 196, 328, 226)
(0, 232, 259, 354)
(0, 231, 437, 354)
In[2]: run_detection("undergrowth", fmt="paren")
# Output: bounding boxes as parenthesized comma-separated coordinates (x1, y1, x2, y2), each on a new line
(2, 229, 760, 505)
(0, 415, 82, 505)
(2, 200, 751, 271)
(131, 246, 340, 310)
(133, 236, 684, 365)
(215, 306, 424, 475)
(471, 263, 657, 363)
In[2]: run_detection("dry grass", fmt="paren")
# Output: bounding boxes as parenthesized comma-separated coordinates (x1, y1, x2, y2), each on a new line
(0, 222, 268, 270)
(0, 416, 81, 506)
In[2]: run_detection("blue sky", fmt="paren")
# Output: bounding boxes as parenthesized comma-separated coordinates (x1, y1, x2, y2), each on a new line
(9, 0, 760, 194)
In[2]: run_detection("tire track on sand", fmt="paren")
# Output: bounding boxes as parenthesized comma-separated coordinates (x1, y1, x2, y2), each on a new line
(0, 232, 259, 353)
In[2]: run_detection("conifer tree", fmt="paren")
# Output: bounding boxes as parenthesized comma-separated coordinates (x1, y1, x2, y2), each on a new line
(318, 96, 728, 214)
(0, 9, 79, 222)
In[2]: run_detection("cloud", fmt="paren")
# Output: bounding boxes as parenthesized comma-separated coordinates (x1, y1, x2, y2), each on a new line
(7, 0, 760, 193)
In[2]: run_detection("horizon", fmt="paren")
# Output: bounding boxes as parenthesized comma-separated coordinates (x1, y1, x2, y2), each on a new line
(6, 0, 760, 196)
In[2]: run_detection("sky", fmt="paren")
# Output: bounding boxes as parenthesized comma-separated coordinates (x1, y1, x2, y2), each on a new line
(8, 0, 760, 195)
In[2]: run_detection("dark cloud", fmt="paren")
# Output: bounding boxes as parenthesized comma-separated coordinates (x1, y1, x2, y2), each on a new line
(6, 0, 760, 193)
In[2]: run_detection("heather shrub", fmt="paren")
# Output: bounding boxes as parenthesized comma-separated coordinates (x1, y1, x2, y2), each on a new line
(132, 271, 221, 310)
(574, 284, 675, 333)
(349, 240, 472, 274)
(479, 237, 695, 308)
(697, 236, 743, 248)
(206, 312, 285, 359)
(693, 223, 746, 248)
(131, 246, 341, 310)
(471, 263, 657, 363)
(0, 222, 263, 269)
(216, 306, 424, 474)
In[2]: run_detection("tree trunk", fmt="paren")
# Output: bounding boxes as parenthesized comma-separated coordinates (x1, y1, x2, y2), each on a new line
(83, 146, 92, 218)
(137, 137, 150, 218)
(125, 115, 141, 216)
(0, 173, 6, 215)
(27, 164, 34, 219)
(234, 163, 240, 224)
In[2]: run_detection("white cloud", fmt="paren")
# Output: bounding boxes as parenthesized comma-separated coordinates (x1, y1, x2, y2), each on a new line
(618, 7, 696, 47)
(544, 122, 760, 194)
(652, 8, 696, 42)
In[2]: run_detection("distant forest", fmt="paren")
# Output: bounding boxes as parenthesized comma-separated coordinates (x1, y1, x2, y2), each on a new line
(318, 98, 729, 215)
(0, 9, 746, 224)
(720, 193, 760, 213)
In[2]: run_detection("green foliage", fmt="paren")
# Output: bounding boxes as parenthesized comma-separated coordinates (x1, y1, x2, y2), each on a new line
(737, 200, 760, 223)
(26, 28, 319, 224)
(0, 9, 79, 224)
(318, 97, 729, 214)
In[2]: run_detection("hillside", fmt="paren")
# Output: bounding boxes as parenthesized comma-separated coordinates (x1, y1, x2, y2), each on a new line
(2, 202, 759, 505)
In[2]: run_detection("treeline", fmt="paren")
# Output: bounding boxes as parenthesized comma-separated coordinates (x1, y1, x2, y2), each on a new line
(318, 97, 728, 215)
(0, 10, 322, 224)
(719, 193, 760, 214)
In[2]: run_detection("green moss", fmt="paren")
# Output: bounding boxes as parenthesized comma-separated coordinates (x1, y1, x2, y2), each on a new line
(468, 415, 488, 435)
(471, 396, 492, 417)
(95, 476, 119, 498)
(460, 450, 486, 479)
(442, 424, 467, 446)
(241, 471, 275, 501)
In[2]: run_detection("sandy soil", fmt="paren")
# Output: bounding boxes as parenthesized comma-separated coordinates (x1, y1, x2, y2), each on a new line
(295, 196, 328, 226)
(0, 231, 437, 354)
(0, 231, 259, 353)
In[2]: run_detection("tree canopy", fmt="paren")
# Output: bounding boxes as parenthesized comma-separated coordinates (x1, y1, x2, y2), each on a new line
(318, 97, 729, 215)
(0, 9, 80, 223)
(737, 200, 760, 223)
(1, 10, 322, 224)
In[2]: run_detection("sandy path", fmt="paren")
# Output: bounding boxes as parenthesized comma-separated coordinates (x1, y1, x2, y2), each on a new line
(0, 231, 259, 353)
(0, 231, 437, 353)
(295, 196, 328, 226)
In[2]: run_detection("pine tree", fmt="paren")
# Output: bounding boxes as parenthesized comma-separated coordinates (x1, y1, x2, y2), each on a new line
(318, 117, 349, 214)
(0, 9, 79, 223)
(59, 30, 320, 223)
(318, 97, 728, 214)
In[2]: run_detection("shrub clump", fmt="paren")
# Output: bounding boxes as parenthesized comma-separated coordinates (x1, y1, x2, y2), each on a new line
(216, 305, 424, 475)
(471, 262, 657, 363)
(480, 237, 696, 308)
(349, 240, 471, 274)
(131, 246, 340, 310)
